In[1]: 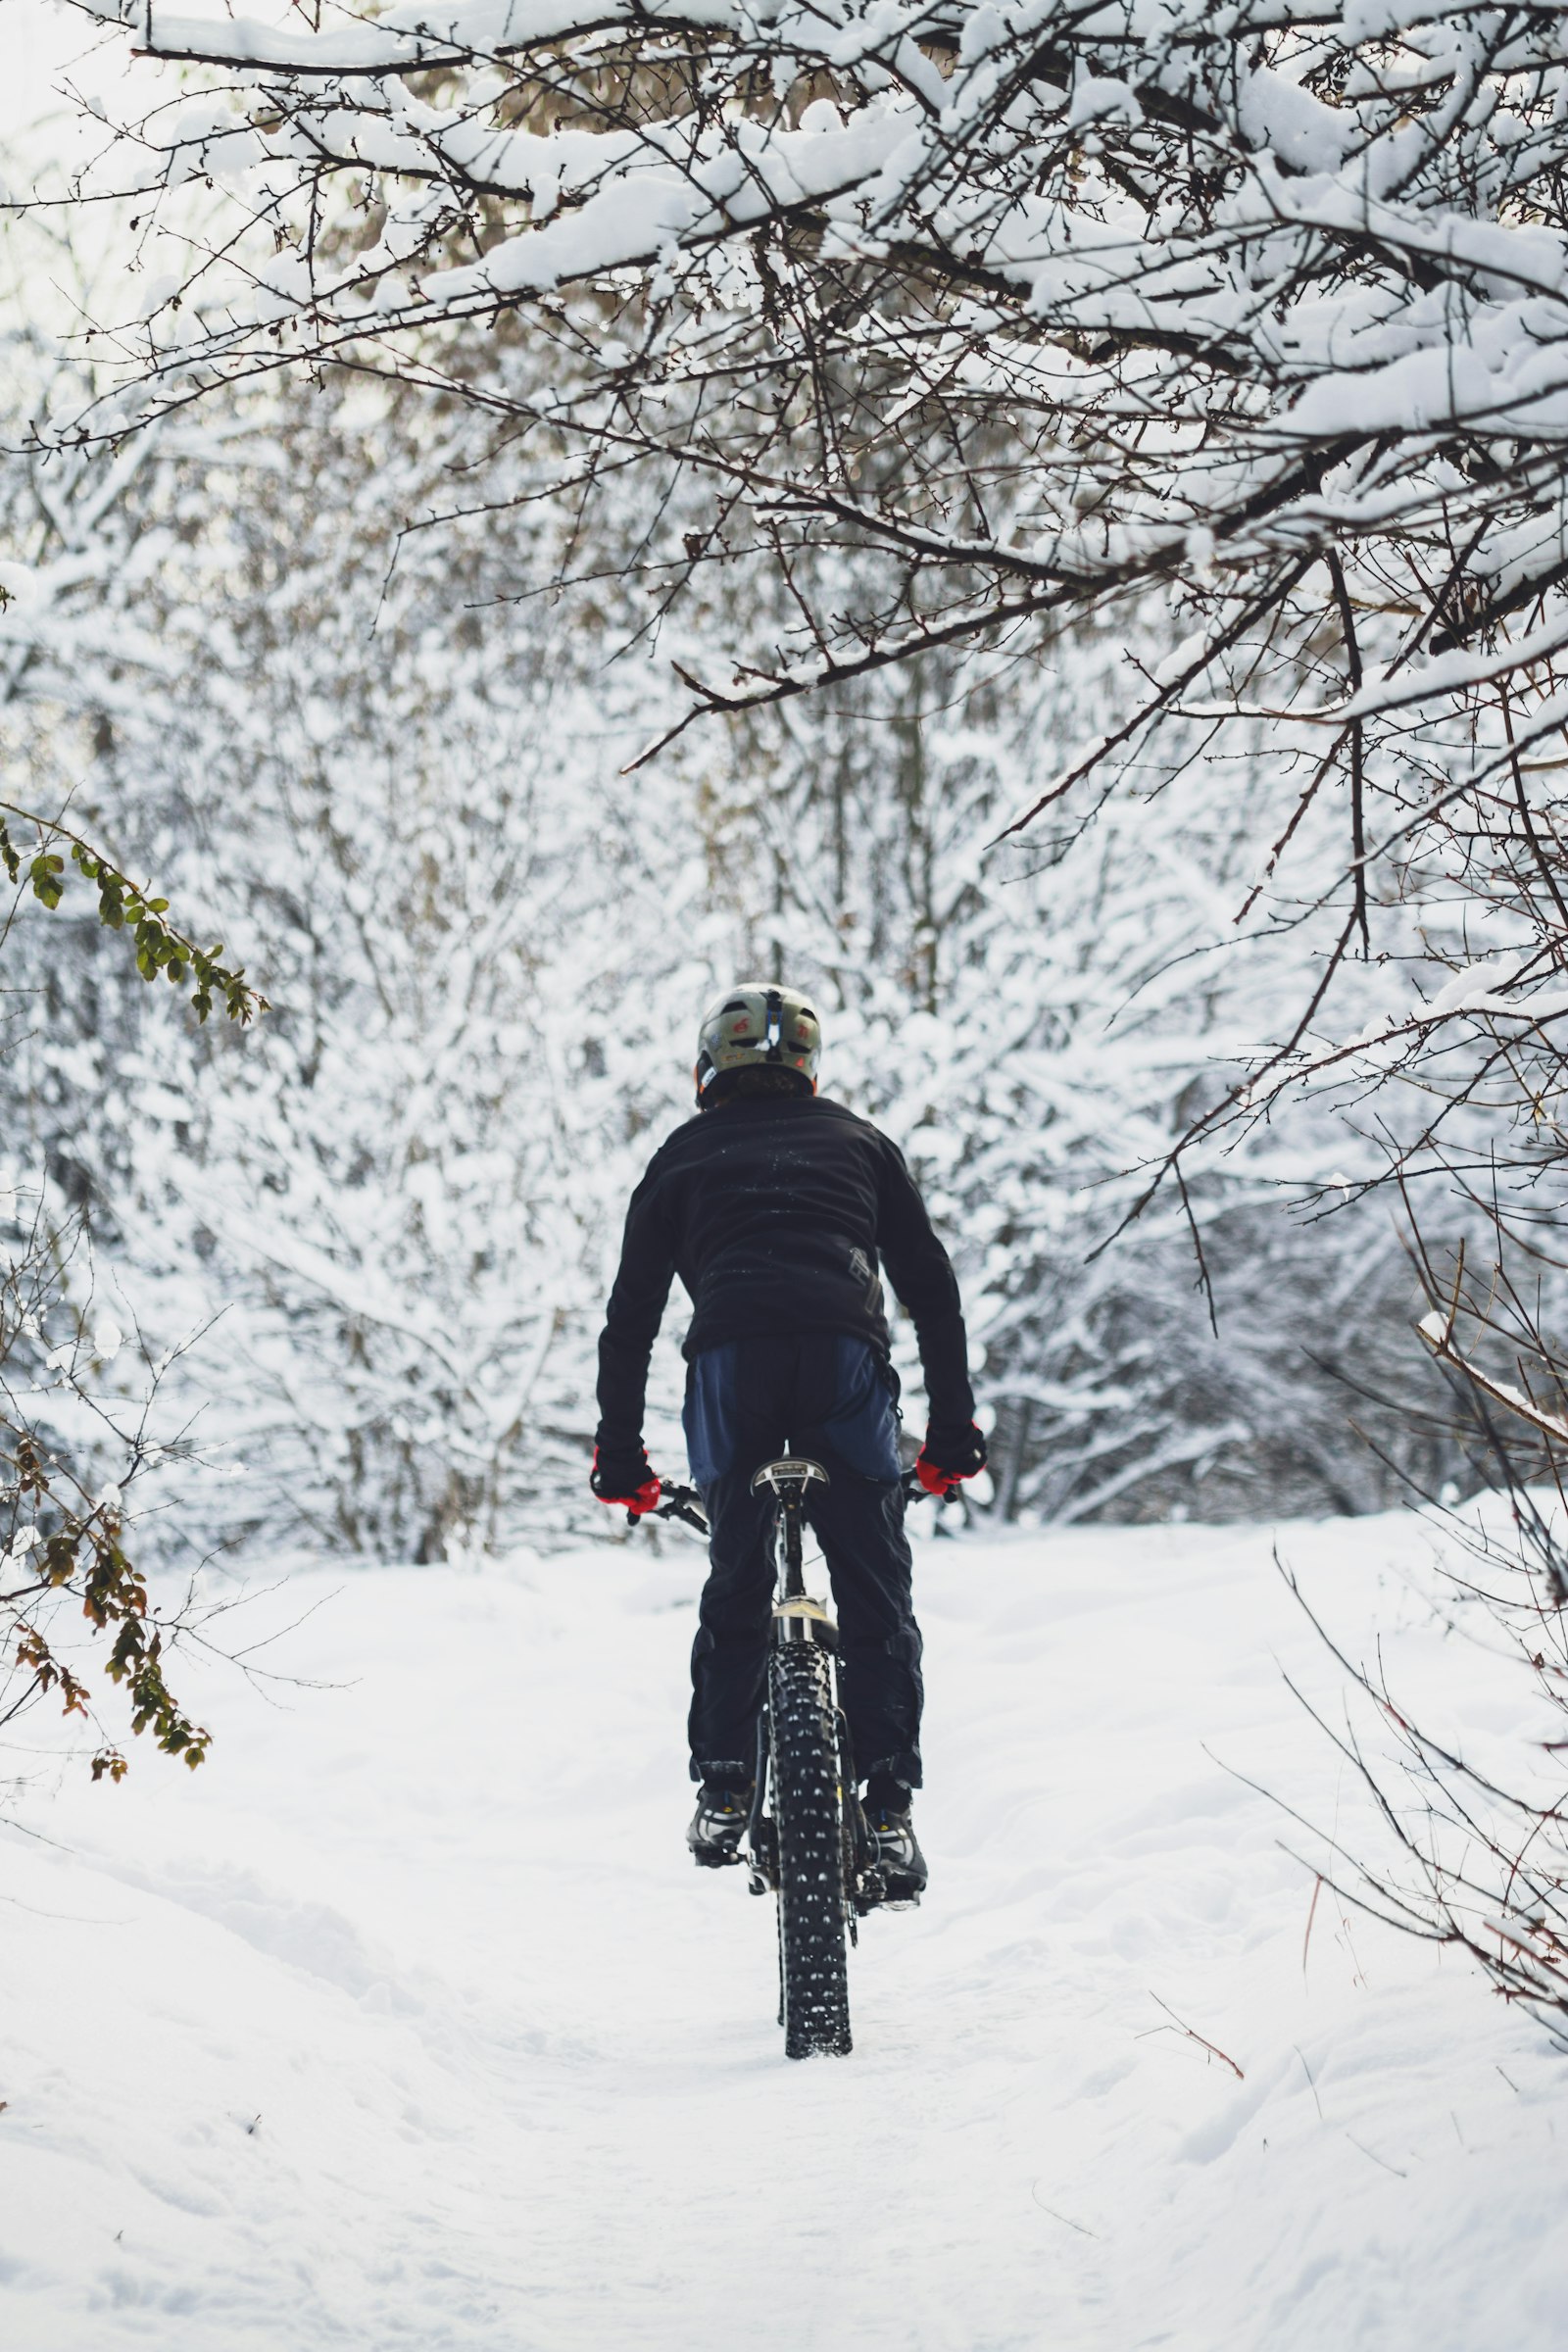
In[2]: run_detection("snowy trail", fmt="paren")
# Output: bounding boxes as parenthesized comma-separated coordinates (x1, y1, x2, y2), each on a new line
(3, 1514, 1565, 2351)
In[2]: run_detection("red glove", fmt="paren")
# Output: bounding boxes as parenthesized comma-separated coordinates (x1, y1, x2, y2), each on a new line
(590, 1446, 662, 1518)
(915, 1422, 988, 1497)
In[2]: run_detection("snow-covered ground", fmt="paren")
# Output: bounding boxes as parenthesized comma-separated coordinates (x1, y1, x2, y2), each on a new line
(3, 1510, 1564, 2351)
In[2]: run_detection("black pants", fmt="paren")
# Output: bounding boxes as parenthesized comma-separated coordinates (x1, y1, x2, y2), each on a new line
(682, 1332, 921, 1788)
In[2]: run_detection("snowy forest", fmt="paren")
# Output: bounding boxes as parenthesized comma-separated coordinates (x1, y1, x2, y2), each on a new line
(7, 0, 1568, 2336)
(10, 0, 1545, 1579)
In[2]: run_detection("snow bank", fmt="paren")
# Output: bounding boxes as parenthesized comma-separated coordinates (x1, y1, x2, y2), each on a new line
(2, 1512, 1564, 2349)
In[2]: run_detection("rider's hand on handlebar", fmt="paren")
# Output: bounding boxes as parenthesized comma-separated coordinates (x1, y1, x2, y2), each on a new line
(590, 1445, 662, 1519)
(914, 1420, 988, 1497)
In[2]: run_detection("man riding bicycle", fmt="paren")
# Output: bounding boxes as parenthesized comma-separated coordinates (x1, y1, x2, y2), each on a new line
(590, 983, 986, 1897)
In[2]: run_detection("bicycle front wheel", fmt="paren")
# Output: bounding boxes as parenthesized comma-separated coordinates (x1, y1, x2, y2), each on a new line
(768, 1641, 853, 2058)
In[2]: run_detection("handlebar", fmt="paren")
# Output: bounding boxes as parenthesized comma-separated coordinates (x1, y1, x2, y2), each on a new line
(630, 1466, 943, 1534)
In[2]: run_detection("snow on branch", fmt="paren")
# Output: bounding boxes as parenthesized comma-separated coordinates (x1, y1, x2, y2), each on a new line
(40, 0, 1568, 733)
(35, 0, 1568, 1149)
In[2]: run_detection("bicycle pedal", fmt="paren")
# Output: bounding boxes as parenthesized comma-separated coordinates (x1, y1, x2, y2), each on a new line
(692, 1846, 743, 1870)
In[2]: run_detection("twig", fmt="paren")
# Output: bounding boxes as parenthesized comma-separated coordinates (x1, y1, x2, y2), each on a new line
(1028, 2185, 1101, 2238)
(1294, 2044, 1325, 2122)
(1345, 2132, 1407, 2180)
(1141, 1993, 1245, 2080)
(1302, 1873, 1324, 1978)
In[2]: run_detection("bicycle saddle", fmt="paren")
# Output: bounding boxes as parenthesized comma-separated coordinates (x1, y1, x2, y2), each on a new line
(750, 1456, 831, 1496)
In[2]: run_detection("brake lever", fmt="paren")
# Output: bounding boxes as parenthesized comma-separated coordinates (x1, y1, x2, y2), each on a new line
(627, 1483, 710, 1536)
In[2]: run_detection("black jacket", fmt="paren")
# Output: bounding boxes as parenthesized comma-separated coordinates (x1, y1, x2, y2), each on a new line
(594, 1094, 976, 1456)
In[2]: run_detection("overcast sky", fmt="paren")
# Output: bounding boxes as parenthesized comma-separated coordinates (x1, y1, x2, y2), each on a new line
(4, 1, 73, 132)
(2, 0, 164, 321)
(2, 0, 126, 144)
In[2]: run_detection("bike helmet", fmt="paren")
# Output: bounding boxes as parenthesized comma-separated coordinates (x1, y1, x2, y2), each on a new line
(695, 982, 822, 1105)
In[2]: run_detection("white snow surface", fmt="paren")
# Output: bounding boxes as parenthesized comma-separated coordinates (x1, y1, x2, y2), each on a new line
(3, 1511, 1565, 2350)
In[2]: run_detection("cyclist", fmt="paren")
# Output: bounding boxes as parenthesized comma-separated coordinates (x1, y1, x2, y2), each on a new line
(589, 982, 986, 1896)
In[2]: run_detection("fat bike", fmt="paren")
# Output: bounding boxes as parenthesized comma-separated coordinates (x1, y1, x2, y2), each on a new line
(644, 1457, 923, 2060)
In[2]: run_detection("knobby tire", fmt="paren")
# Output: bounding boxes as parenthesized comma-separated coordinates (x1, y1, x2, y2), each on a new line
(769, 1642, 853, 2058)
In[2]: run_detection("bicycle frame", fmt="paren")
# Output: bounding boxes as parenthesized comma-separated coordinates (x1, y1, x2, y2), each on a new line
(756, 1454, 835, 1637)
(642, 1460, 930, 1904)
(640, 1459, 931, 2052)
(645, 1459, 851, 1886)
(746, 1457, 836, 1897)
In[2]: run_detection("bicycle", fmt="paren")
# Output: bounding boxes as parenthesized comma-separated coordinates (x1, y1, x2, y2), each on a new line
(639, 1454, 930, 2060)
